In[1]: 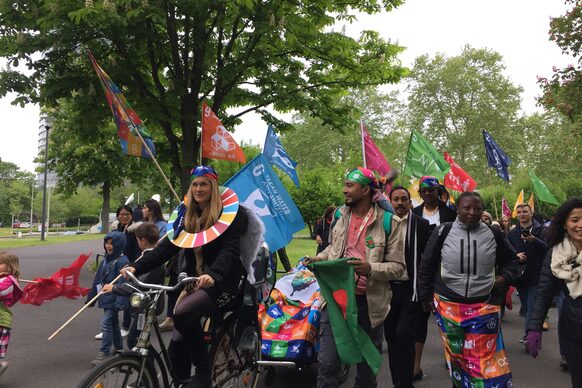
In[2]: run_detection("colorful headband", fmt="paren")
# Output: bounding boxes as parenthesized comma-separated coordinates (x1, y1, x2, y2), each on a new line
(419, 176, 439, 189)
(346, 167, 379, 189)
(190, 165, 218, 182)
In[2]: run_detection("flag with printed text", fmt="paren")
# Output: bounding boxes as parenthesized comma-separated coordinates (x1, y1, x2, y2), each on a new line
(403, 130, 450, 181)
(263, 126, 300, 187)
(201, 102, 246, 163)
(443, 152, 477, 192)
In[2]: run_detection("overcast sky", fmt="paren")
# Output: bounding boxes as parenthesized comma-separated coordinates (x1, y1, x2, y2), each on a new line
(0, 0, 574, 174)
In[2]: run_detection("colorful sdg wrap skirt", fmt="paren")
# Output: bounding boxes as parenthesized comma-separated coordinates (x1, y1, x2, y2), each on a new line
(432, 294, 512, 388)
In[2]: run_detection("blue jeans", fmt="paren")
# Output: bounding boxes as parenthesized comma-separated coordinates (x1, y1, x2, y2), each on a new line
(100, 308, 123, 355)
(517, 284, 538, 333)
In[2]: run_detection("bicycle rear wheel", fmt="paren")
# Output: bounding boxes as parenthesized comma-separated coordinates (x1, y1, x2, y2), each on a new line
(210, 324, 260, 388)
(76, 355, 157, 388)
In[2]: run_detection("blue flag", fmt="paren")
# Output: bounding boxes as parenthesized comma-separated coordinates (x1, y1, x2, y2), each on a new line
(483, 130, 512, 182)
(225, 154, 305, 252)
(263, 126, 300, 187)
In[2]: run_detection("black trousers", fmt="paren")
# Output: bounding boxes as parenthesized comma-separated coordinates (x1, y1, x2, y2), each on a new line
(384, 282, 420, 388)
(562, 334, 582, 388)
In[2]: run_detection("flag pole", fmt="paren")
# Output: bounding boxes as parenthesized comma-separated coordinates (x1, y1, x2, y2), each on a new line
(360, 120, 367, 168)
(486, 169, 499, 220)
(48, 236, 168, 341)
(88, 52, 180, 203)
(133, 128, 180, 203)
(199, 106, 204, 165)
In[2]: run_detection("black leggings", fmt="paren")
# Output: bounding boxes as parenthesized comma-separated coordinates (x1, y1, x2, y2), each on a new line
(562, 334, 582, 388)
(169, 288, 217, 379)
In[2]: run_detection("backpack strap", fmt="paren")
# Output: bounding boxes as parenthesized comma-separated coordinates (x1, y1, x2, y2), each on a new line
(437, 222, 454, 250)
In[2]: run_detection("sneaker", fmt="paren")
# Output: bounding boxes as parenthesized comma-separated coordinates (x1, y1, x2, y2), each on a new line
(90, 352, 108, 366)
(0, 361, 8, 377)
(121, 329, 129, 338)
(543, 321, 550, 331)
(519, 335, 526, 344)
(94, 332, 103, 340)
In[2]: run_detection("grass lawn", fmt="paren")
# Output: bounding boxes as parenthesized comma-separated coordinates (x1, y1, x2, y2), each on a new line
(0, 233, 103, 250)
(284, 237, 318, 268)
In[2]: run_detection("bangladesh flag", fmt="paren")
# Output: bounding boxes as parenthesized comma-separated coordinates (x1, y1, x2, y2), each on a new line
(310, 258, 382, 375)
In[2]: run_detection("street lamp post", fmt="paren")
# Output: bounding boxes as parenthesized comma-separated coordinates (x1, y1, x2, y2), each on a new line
(40, 125, 50, 241)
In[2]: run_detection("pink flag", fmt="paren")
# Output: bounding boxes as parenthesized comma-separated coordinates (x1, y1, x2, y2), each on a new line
(443, 152, 477, 192)
(502, 197, 512, 218)
(361, 121, 392, 177)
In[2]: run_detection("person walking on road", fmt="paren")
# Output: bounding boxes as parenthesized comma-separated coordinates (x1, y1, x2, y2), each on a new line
(306, 167, 405, 388)
(525, 198, 582, 387)
(383, 186, 431, 388)
(507, 203, 548, 336)
(419, 192, 519, 388)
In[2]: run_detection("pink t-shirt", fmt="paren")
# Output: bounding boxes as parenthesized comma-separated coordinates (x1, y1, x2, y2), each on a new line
(344, 212, 370, 295)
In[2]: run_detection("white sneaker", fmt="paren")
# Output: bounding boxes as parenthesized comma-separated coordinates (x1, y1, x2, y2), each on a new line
(95, 332, 103, 340)
(121, 329, 129, 338)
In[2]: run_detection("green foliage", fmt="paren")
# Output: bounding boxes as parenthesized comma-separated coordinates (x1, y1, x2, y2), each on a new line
(537, 1, 582, 126)
(289, 167, 343, 229)
(0, 0, 408, 196)
(406, 46, 524, 183)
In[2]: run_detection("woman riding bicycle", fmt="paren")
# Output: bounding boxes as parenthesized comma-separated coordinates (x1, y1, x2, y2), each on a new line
(122, 165, 247, 388)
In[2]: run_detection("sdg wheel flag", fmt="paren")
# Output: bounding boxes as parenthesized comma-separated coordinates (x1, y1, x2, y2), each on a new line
(89, 52, 156, 159)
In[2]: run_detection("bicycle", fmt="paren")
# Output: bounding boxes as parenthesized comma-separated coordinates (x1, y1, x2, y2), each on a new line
(77, 261, 267, 388)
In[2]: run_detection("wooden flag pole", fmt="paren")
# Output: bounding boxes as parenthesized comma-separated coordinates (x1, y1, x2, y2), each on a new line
(360, 120, 367, 168)
(133, 129, 181, 203)
(19, 279, 39, 284)
(47, 235, 167, 341)
(48, 273, 123, 341)
(487, 169, 500, 220)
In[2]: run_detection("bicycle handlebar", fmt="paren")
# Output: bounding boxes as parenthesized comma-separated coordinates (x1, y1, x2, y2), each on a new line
(125, 270, 198, 292)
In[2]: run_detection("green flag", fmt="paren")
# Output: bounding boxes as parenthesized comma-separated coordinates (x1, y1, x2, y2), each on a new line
(403, 130, 450, 180)
(528, 170, 560, 206)
(310, 258, 382, 375)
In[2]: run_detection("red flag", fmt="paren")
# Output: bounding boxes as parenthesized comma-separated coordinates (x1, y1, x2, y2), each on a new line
(21, 253, 92, 306)
(361, 121, 392, 177)
(201, 102, 246, 163)
(443, 152, 477, 192)
(502, 197, 512, 218)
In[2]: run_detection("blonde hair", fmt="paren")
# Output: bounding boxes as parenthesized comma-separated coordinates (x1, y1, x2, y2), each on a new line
(184, 178, 222, 233)
(0, 252, 20, 278)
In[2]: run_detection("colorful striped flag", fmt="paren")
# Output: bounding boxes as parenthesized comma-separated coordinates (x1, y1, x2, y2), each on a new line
(89, 52, 156, 159)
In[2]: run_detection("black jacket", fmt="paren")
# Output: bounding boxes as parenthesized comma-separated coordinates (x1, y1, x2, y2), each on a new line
(400, 212, 431, 286)
(116, 221, 141, 263)
(132, 208, 247, 295)
(507, 219, 547, 286)
(311, 219, 332, 254)
(528, 249, 582, 340)
(412, 202, 457, 233)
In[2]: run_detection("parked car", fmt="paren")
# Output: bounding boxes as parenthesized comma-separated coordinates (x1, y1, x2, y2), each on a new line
(12, 221, 21, 228)
(19, 222, 30, 228)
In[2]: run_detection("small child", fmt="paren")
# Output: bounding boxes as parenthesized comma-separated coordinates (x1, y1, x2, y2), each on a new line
(102, 223, 164, 349)
(87, 231, 129, 366)
(0, 253, 23, 377)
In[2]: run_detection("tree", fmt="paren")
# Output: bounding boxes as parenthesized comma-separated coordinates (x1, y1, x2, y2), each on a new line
(537, 0, 582, 128)
(0, 0, 407, 196)
(405, 46, 524, 183)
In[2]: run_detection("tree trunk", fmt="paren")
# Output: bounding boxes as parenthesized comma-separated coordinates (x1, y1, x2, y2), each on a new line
(100, 180, 111, 234)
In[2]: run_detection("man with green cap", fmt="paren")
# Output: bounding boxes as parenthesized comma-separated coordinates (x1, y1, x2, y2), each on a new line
(308, 167, 406, 388)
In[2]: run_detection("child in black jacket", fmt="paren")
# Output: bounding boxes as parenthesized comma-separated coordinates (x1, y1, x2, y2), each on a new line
(102, 223, 164, 349)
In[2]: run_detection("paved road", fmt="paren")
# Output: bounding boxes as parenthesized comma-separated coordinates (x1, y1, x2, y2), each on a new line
(2, 240, 573, 387)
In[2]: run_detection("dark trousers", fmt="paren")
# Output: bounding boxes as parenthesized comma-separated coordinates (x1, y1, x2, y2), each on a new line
(561, 334, 582, 388)
(122, 307, 131, 331)
(384, 283, 419, 388)
(166, 272, 179, 318)
(317, 295, 383, 388)
(276, 248, 292, 272)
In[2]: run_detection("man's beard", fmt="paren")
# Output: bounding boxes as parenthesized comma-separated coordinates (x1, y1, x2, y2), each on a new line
(345, 196, 361, 208)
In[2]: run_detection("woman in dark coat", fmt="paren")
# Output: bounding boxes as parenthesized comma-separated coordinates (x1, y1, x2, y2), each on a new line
(123, 166, 246, 388)
(526, 198, 582, 388)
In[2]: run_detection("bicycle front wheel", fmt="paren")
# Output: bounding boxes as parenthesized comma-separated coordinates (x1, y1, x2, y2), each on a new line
(210, 324, 260, 388)
(77, 354, 157, 388)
